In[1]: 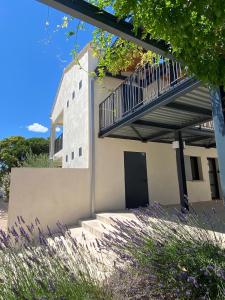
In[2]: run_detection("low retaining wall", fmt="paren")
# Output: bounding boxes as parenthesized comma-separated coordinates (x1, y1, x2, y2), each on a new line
(8, 168, 91, 233)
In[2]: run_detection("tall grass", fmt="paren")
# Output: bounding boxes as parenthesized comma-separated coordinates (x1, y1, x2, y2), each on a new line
(22, 153, 58, 168)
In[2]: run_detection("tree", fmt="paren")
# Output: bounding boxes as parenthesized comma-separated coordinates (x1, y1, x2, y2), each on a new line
(90, 0, 225, 87)
(27, 137, 49, 155)
(0, 136, 49, 174)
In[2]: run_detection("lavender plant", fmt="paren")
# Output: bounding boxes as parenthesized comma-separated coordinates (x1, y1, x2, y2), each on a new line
(101, 204, 225, 300)
(0, 218, 111, 300)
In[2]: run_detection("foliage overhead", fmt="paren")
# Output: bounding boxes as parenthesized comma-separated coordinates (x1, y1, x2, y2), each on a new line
(64, 1, 225, 86)
(0, 136, 49, 173)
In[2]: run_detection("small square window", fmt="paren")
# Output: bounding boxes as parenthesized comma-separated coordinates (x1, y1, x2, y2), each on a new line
(79, 80, 82, 90)
(66, 100, 69, 108)
(65, 155, 68, 162)
(190, 156, 201, 180)
(184, 156, 203, 181)
(79, 147, 82, 157)
(71, 152, 74, 160)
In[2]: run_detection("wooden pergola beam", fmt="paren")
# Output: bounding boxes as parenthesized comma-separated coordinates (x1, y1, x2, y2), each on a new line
(38, 0, 173, 58)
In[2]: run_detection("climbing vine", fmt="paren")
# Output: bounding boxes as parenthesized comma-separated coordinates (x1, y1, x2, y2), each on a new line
(59, 0, 225, 85)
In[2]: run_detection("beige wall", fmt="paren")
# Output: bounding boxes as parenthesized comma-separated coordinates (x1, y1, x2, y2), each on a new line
(8, 168, 91, 232)
(93, 77, 219, 210)
(94, 137, 218, 210)
(185, 146, 218, 203)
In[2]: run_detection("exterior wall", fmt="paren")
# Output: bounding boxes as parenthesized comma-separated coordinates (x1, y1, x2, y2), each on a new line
(93, 77, 219, 211)
(51, 45, 98, 169)
(62, 51, 90, 168)
(185, 146, 218, 203)
(8, 168, 91, 233)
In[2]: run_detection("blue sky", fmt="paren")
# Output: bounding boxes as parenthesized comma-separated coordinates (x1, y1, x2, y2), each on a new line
(0, 0, 93, 139)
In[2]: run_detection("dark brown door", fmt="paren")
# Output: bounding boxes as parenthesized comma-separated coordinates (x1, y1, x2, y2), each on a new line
(124, 151, 149, 208)
(208, 158, 220, 200)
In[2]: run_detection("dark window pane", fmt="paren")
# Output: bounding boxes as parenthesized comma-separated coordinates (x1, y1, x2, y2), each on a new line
(190, 156, 200, 180)
(79, 147, 82, 157)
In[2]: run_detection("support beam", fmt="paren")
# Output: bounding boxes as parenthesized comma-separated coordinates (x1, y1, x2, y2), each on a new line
(145, 130, 171, 142)
(209, 86, 225, 202)
(174, 131, 189, 212)
(38, 0, 172, 58)
(130, 125, 145, 142)
(133, 120, 179, 131)
(49, 123, 56, 158)
(107, 134, 141, 141)
(183, 128, 214, 137)
(185, 135, 212, 144)
(167, 102, 212, 117)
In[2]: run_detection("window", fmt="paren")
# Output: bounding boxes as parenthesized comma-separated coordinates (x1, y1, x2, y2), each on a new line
(72, 91, 75, 99)
(66, 100, 69, 108)
(79, 147, 82, 157)
(71, 151, 74, 160)
(184, 156, 203, 181)
(65, 155, 68, 162)
(79, 80, 82, 90)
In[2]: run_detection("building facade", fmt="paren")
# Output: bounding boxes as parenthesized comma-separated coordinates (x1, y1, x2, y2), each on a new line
(50, 44, 221, 214)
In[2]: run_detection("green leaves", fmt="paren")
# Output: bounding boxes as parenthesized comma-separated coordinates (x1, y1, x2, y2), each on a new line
(89, 0, 225, 86)
(0, 136, 49, 174)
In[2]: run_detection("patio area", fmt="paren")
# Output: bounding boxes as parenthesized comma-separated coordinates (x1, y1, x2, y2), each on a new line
(164, 200, 225, 234)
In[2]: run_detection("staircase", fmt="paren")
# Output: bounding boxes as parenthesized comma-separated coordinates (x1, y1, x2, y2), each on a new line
(69, 212, 137, 243)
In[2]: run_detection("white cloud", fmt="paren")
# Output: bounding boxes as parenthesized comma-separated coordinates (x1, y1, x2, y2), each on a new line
(27, 123, 48, 133)
(56, 127, 61, 133)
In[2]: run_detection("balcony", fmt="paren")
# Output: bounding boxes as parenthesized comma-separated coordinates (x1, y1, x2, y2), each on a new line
(99, 61, 188, 131)
(54, 133, 63, 154)
(99, 61, 215, 148)
(198, 121, 214, 131)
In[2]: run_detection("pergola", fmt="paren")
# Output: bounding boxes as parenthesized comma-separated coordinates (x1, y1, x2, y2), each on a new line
(38, 0, 225, 208)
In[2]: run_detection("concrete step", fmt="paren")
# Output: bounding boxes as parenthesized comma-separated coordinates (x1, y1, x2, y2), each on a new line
(79, 218, 116, 239)
(69, 226, 97, 246)
(95, 212, 139, 227)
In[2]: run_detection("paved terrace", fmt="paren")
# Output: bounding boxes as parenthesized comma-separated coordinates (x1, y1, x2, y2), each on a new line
(165, 200, 225, 234)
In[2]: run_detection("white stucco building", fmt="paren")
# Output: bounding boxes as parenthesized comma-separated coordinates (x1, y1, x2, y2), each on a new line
(50, 43, 222, 214)
(8, 43, 223, 232)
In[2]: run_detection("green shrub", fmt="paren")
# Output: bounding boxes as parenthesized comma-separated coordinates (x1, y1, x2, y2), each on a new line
(1, 172, 10, 201)
(23, 152, 58, 168)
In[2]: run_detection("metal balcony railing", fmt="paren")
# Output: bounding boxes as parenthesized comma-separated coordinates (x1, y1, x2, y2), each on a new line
(198, 121, 214, 130)
(54, 133, 63, 154)
(99, 61, 188, 131)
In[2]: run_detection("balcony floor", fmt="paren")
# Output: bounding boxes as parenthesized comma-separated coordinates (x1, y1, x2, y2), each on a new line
(100, 79, 215, 148)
